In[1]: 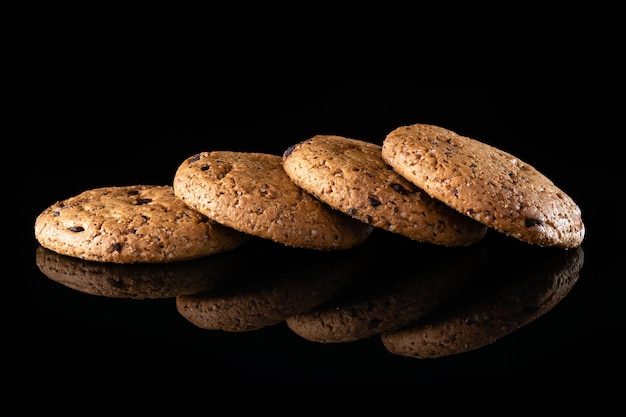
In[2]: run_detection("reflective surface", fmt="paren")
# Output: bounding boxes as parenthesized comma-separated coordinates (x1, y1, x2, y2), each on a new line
(35, 230, 584, 345)
(11, 71, 620, 408)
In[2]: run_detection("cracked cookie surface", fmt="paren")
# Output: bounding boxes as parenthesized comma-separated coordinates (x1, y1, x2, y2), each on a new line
(173, 151, 373, 250)
(34, 185, 250, 263)
(381, 123, 585, 248)
(282, 134, 487, 247)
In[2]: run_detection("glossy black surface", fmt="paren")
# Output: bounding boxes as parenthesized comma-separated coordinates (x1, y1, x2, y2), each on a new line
(11, 68, 620, 408)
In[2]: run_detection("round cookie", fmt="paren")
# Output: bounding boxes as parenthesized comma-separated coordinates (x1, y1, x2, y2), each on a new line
(282, 135, 487, 247)
(173, 151, 374, 250)
(34, 185, 250, 263)
(381, 123, 585, 249)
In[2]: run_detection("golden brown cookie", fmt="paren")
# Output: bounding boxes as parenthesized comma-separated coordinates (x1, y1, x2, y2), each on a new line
(173, 151, 374, 250)
(282, 134, 487, 247)
(34, 185, 250, 263)
(382, 123, 585, 249)
(381, 245, 584, 358)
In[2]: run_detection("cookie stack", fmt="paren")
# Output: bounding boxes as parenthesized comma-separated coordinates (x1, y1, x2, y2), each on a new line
(34, 123, 585, 264)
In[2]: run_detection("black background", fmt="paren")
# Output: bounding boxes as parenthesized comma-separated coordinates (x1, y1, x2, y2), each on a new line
(7, 34, 622, 411)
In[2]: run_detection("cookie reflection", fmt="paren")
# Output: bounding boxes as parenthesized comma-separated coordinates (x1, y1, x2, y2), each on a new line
(285, 238, 487, 343)
(381, 244, 584, 358)
(35, 245, 242, 299)
(176, 239, 372, 332)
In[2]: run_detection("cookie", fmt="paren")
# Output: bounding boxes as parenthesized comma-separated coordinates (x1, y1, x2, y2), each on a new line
(34, 185, 250, 263)
(382, 123, 585, 249)
(173, 151, 374, 250)
(35, 245, 240, 299)
(282, 134, 487, 247)
(381, 245, 584, 358)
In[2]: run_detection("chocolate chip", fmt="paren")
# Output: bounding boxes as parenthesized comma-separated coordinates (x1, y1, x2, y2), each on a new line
(390, 183, 408, 195)
(128, 190, 140, 196)
(68, 226, 84, 232)
(189, 154, 201, 163)
(111, 243, 122, 252)
(109, 278, 124, 288)
(525, 218, 543, 227)
(134, 198, 152, 205)
(201, 164, 210, 171)
(368, 196, 382, 207)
